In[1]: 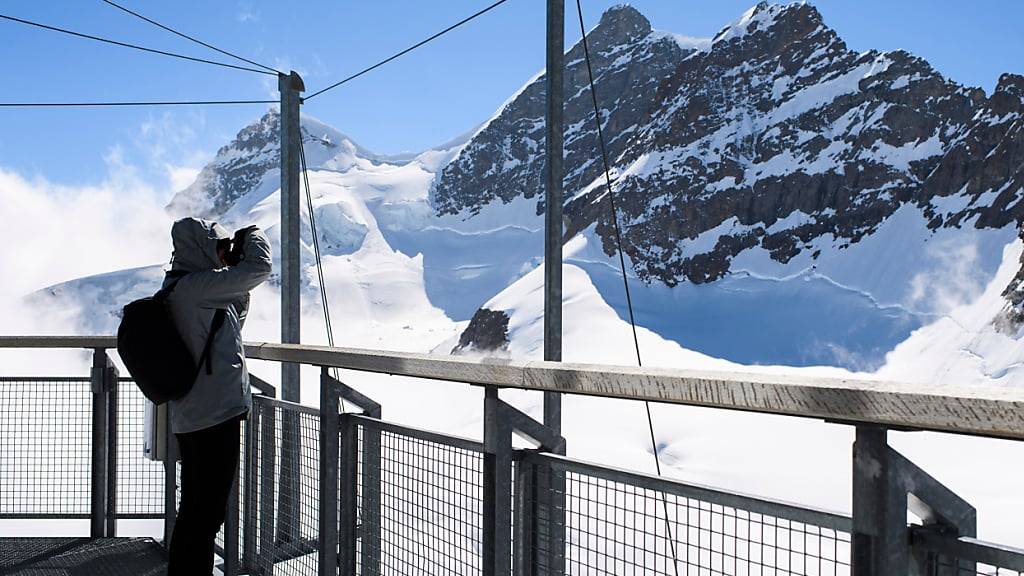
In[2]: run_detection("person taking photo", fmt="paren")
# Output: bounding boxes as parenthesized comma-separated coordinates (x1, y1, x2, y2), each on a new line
(162, 217, 272, 576)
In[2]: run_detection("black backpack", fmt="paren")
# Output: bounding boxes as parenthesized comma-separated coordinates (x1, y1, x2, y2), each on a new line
(117, 272, 226, 404)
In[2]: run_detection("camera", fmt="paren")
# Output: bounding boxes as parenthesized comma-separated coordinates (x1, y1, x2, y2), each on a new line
(223, 226, 258, 266)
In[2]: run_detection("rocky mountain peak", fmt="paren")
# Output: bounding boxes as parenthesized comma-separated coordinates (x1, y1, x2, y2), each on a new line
(220, 110, 278, 156)
(991, 73, 1024, 115)
(437, 2, 1024, 288)
(712, 2, 827, 47)
(592, 5, 652, 47)
(432, 2, 686, 216)
(167, 109, 373, 220)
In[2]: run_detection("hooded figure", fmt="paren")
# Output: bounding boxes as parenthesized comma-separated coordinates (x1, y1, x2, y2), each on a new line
(163, 217, 272, 576)
(164, 217, 271, 433)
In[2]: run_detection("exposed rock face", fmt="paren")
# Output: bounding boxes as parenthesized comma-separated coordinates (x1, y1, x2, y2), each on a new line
(166, 110, 346, 219)
(168, 111, 284, 219)
(434, 5, 695, 217)
(436, 2, 1024, 289)
(166, 3, 1024, 334)
(999, 226, 1024, 330)
(918, 73, 1024, 230)
(451, 308, 510, 354)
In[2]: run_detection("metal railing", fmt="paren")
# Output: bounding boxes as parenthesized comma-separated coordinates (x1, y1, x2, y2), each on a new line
(2, 336, 1024, 576)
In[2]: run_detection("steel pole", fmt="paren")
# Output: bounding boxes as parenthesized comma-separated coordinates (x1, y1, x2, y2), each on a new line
(542, 3, 566, 574)
(543, 2, 564, 375)
(278, 71, 305, 550)
(279, 71, 304, 403)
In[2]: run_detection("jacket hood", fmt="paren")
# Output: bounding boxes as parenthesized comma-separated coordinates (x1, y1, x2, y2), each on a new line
(170, 217, 230, 272)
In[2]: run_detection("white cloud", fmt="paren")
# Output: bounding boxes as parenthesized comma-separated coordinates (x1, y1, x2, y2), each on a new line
(0, 166, 173, 300)
(0, 162, 174, 372)
(908, 236, 987, 314)
(237, 2, 260, 22)
(167, 165, 202, 192)
(0, 109, 219, 345)
(0, 111, 214, 372)
(131, 111, 211, 195)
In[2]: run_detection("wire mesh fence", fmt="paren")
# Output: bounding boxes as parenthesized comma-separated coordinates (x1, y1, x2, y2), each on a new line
(912, 532, 1024, 576)
(0, 377, 93, 518)
(355, 418, 487, 576)
(115, 380, 164, 518)
(249, 396, 322, 576)
(6, 371, 1024, 576)
(521, 454, 853, 576)
(926, 559, 1024, 576)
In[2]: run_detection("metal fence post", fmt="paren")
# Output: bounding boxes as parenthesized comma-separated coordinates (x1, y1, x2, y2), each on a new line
(90, 348, 111, 538)
(105, 361, 119, 537)
(163, 404, 178, 548)
(513, 456, 535, 576)
(360, 408, 382, 574)
(258, 402, 277, 575)
(243, 400, 259, 573)
(530, 459, 565, 576)
(339, 413, 358, 576)
(854, 426, 980, 575)
(852, 426, 908, 576)
(538, 411, 565, 576)
(320, 367, 342, 576)
(483, 386, 513, 576)
(277, 407, 303, 545)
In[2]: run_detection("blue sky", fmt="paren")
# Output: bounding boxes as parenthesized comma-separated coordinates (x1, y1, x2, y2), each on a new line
(1, 0, 1022, 195)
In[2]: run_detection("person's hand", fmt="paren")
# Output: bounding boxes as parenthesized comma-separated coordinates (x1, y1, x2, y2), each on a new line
(225, 225, 259, 266)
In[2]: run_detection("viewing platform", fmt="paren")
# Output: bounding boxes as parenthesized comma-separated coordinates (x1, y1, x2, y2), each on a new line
(2, 336, 1024, 575)
(0, 537, 167, 575)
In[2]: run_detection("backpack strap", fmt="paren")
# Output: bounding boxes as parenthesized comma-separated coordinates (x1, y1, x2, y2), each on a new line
(159, 271, 228, 378)
(195, 308, 227, 376)
(155, 270, 189, 301)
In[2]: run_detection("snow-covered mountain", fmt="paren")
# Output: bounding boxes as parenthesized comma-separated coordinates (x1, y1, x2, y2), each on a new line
(435, 2, 1024, 373)
(23, 1, 1024, 542)
(37, 2, 1024, 383)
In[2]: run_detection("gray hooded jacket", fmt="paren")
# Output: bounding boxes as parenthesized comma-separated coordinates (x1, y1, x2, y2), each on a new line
(163, 217, 272, 434)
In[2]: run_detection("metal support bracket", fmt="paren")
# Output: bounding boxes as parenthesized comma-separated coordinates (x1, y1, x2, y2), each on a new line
(323, 373, 382, 419)
(323, 369, 383, 576)
(496, 398, 565, 454)
(852, 426, 977, 576)
(485, 387, 566, 576)
(249, 374, 277, 398)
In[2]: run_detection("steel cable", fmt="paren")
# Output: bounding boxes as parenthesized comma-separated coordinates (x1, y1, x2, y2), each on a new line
(297, 133, 345, 411)
(100, 0, 282, 75)
(0, 99, 275, 107)
(0, 12, 276, 75)
(573, 0, 681, 572)
(304, 0, 512, 100)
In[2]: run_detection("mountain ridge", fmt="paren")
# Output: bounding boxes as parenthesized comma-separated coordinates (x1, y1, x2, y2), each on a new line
(436, 0, 1022, 294)
(79, 1, 1024, 374)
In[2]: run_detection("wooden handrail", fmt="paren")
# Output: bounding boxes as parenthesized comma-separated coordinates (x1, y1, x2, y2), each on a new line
(3, 336, 1023, 440)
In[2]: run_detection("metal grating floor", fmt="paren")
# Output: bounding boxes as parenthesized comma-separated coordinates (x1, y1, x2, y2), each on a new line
(0, 537, 167, 575)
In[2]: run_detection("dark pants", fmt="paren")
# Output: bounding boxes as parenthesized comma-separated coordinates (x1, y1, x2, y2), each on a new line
(168, 415, 241, 576)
